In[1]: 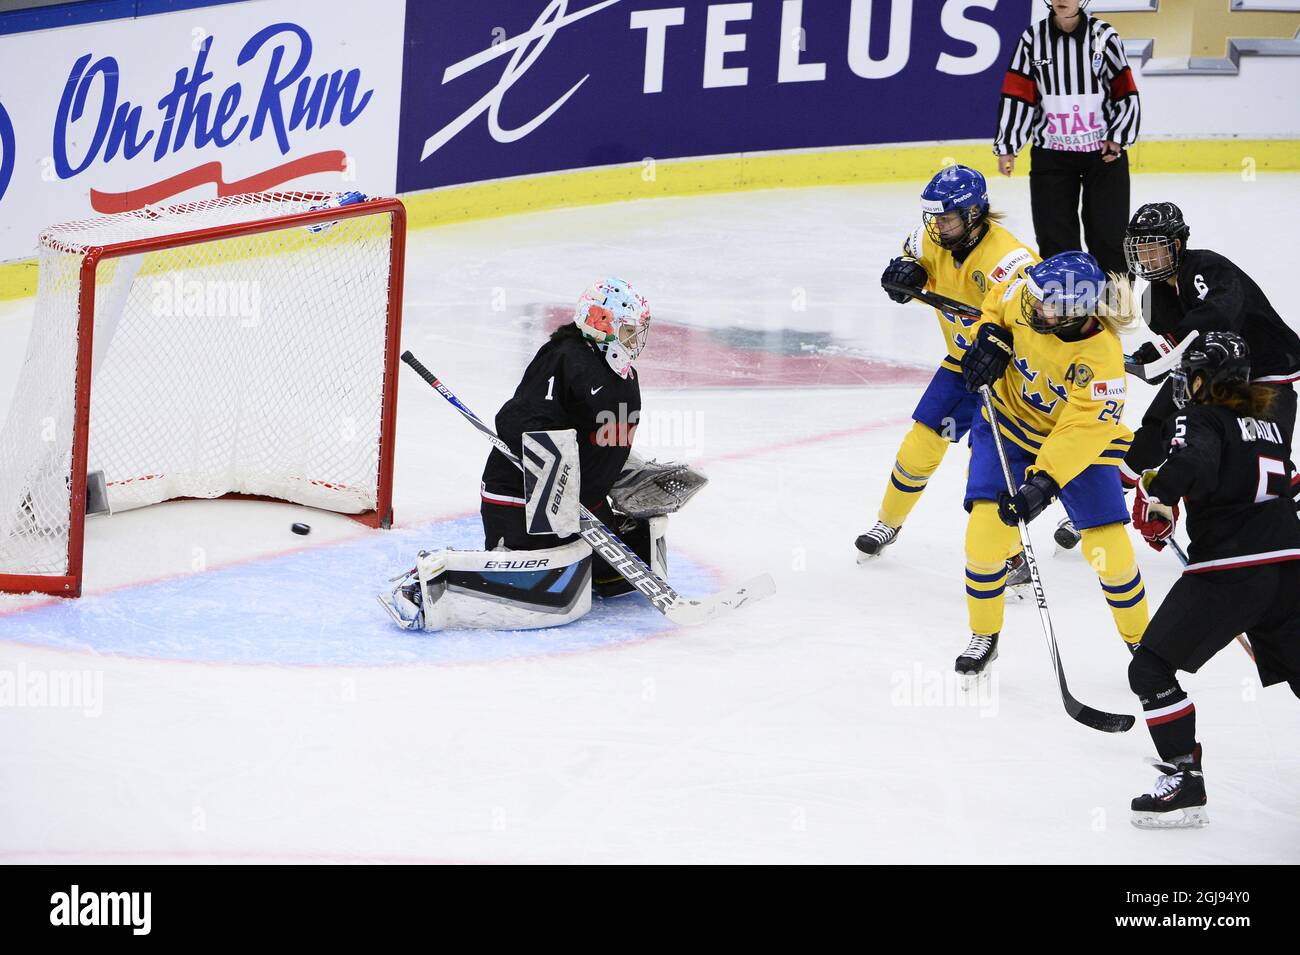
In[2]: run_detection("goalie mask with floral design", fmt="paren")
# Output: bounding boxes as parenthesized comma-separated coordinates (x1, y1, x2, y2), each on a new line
(575, 278, 651, 379)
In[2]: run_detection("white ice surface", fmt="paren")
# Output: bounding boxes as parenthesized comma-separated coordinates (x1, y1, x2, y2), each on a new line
(0, 175, 1297, 863)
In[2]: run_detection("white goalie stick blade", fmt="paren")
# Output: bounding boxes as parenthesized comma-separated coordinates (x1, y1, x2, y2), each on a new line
(663, 573, 776, 626)
(1125, 330, 1200, 383)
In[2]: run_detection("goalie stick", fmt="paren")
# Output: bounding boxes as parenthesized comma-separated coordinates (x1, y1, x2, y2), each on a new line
(981, 386, 1136, 734)
(399, 350, 775, 626)
(1123, 330, 1200, 383)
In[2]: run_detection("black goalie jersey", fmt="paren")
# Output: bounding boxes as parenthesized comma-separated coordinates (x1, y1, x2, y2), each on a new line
(1147, 249, 1300, 384)
(1148, 403, 1300, 572)
(481, 324, 641, 510)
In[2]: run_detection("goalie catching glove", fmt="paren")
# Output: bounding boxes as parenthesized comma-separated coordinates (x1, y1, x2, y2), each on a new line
(609, 452, 708, 518)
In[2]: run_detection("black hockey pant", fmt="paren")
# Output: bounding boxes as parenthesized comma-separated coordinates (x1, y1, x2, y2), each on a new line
(1136, 562, 1300, 696)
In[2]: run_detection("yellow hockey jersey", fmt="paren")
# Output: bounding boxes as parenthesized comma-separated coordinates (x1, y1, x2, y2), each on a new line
(974, 276, 1134, 489)
(902, 221, 1038, 371)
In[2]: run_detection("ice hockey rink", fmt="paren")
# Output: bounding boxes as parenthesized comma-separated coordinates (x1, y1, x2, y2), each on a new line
(1, 172, 1297, 864)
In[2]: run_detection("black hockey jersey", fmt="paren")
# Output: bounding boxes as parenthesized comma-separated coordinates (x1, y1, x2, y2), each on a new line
(1148, 403, 1300, 572)
(1146, 249, 1300, 383)
(481, 324, 641, 509)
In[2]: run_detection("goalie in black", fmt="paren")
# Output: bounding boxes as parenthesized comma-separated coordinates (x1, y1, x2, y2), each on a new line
(380, 279, 706, 631)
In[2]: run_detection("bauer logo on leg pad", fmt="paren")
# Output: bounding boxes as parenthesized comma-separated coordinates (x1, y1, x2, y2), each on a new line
(523, 429, 580, 537)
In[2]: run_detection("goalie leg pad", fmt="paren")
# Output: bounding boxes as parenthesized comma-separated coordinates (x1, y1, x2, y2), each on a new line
(594, 515, 667, 598)
(381, 539, 593, 632)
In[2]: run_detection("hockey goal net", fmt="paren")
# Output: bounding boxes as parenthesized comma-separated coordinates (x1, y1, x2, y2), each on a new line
(0, 191, 406, 597)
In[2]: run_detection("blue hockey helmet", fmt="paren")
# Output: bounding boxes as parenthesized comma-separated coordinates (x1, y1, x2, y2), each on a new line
(921, 165, 990, 251)
(1020, 252, 1106, 336)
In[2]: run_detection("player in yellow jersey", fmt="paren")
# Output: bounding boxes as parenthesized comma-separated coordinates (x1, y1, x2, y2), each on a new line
(955, 251, 1149, 682)
(856, 165, 1038, 577)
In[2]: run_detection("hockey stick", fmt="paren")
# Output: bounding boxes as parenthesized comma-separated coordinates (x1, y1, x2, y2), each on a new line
(1165, 539, 1255, 661)
(399, 351, 775, 625)
(980, 386, 1136, 733)
(882, 282, 982, 318)
(1123, 330, 1200, 383)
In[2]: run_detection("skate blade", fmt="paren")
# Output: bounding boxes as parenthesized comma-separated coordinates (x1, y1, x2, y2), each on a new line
(1131, 807, 1210, 830)
(376, 594, 423, 631)
(856, 549, 882, 565)
(957, 649, 998, 692)
(1006, 583, 1029, 602)
(958, 668, 995, 693)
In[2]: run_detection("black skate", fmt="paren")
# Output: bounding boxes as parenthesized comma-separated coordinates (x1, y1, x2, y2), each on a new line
(855, 522, 900, 563)
(1131, 748, 1209, 830)
(1005, 552, 1030, 600)
(955, 632, 998, 687)
(1054, 517, 1081, 550)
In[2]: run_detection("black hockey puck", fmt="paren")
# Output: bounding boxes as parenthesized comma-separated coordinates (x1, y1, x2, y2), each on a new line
(291, 522, 311, 536)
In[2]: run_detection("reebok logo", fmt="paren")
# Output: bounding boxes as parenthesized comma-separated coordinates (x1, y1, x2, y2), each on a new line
(50, 885, 151, 935)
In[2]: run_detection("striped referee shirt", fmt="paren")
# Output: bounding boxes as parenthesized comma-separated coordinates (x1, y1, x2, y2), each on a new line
(994, 15, 1140, 156)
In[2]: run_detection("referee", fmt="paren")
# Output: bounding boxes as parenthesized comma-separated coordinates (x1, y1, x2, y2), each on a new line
(994, 0, 1141, 276)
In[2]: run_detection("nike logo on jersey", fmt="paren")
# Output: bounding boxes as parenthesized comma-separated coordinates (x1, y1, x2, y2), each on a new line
(591, 386, 603, 395)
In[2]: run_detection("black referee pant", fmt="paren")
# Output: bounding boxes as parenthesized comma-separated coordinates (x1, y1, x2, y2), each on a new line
(1029, 146, 1130, 276)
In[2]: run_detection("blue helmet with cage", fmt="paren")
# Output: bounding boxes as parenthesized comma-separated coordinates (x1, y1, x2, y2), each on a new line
(921, 165, 990, 251)
(1020, 252, 1106, 336)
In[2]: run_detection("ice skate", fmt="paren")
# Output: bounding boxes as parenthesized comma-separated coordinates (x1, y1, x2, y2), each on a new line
(1131, 749, 1209, 830)
(855, 521, 901, 563)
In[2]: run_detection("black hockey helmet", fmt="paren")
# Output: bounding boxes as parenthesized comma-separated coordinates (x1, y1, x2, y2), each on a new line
(1124, 202, 1190, 282)
(1171, 331, 1251, 409)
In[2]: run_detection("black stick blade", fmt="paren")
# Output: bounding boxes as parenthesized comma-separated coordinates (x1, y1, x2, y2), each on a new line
(1067, 699, 1136, 734)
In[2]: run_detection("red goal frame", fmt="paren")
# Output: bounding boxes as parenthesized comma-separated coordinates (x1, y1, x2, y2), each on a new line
(0, 194, 407, 598)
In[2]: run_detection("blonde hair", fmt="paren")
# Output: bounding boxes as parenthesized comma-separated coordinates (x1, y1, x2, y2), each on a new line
(1095, 273, 1141, 335)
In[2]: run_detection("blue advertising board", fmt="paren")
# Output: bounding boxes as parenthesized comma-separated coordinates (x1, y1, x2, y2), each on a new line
(397, 0, 1032, 193)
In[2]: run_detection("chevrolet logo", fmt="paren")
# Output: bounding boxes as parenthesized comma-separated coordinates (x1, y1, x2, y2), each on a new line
(1095, 0, 1300, 75)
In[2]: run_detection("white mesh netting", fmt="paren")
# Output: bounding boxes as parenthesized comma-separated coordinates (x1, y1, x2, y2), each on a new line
(0, 192, 398, 580)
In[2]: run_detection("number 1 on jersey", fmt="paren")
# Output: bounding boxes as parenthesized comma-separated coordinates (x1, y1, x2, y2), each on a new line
(545, 376, 555, 401)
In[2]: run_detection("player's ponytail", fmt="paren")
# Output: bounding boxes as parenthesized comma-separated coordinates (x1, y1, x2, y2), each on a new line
(1094, 273, 1140, 335)
(1209, 380, 1278, 420)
